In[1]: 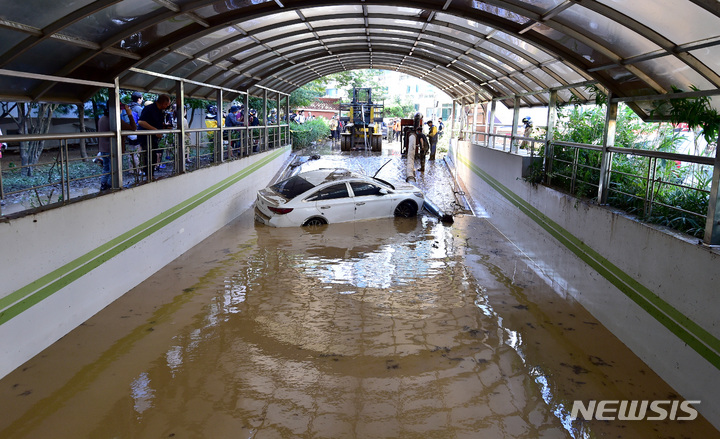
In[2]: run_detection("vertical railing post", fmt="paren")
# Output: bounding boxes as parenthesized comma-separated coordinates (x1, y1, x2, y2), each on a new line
(571, 146, 580, 194)
(598, 93, 617, 204)
(245, 92, 251, 154)
(545, 90, 558, 185)
(450, 99, 456, 140)
(511, 96, 520, 153)
(215, 89, 223, 163)
(488, 99, 497, 149)
(175, 80, 186, 173)
(473, 93, 479, 143)
(704, 131, 720, 244)
(111, 78, 123, 190)
(62, 139, 69, 202)
(263, 89, 268, 152)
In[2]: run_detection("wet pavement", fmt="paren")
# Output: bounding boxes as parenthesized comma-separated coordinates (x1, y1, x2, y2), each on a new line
(0, 141, 717, 438)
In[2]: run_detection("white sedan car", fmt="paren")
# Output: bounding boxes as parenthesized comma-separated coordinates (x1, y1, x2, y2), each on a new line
(255, 168, 424, 227)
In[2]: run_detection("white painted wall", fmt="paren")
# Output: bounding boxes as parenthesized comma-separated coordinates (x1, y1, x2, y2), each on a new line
(450, 140, 720, 429)
(0, 147, 290, 378)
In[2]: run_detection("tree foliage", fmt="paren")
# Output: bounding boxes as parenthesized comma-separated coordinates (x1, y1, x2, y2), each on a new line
(652, 85, 720, 145)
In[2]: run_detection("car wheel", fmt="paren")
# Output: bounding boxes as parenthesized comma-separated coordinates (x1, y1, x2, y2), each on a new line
(394, 200, 418, 218)
(303, 217, 328, 227)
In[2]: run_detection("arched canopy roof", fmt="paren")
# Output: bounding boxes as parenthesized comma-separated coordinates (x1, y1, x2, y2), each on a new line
(2, 0, 720, 117)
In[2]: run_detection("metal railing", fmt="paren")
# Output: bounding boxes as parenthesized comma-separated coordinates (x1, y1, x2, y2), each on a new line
(0, 123, 289, 217)
(464, 130, 715, 238)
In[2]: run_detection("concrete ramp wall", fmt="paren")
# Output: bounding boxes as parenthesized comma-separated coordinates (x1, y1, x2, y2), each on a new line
(450, 140, 720, 429)
(0, 146, 291, 378)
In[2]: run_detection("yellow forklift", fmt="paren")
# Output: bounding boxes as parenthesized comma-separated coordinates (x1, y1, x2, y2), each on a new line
(339, 87, 384, 152)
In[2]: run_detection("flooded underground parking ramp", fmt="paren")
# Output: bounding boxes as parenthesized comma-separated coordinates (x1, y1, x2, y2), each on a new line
(0, 146, 717, 439)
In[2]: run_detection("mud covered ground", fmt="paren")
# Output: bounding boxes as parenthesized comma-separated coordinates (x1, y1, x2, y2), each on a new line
(0, 140, 717, 438)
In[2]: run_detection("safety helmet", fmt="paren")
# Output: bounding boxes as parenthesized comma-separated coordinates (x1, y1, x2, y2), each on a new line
(522, 116, 532, 124)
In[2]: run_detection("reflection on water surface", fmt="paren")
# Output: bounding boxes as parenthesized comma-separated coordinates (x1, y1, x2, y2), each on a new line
(0, 145, 716, 438)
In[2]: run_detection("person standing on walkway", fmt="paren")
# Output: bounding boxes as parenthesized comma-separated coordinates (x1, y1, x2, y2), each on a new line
(521, 116, 533, 150)
(427, 120, 438, 160)
(329, 115, 339, 144)
(98, 103, 138, 190)
(138, 94, 172, 177)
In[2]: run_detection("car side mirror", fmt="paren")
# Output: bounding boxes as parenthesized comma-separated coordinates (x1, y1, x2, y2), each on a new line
(378, 188, 389, 195)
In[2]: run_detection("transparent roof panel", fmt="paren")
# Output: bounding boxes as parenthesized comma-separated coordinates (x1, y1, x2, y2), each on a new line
(544, 62, 586, 84)
(267, 34, 315, 48)
(174, 60, 210, 78)
(468, 50, 512, 75)
(635, 56, 715, 92)
(691, 46, 720, 85)
(514, 0, 567, 11)
(228, 45, 267, 62)
(596, 0, 720, 46)
(239, 11, 299, 32)
(366, 5, 425, 16)
(424, 22, 483, 45)
(307, 18, 366, 30)
(64, 1, 194, 45)
(0, 29, 27, 55)
(6, 40, 87, 75)
(555, 5, 662, 59)
(301, 5, 363, 17)
(147, 52, 189, 73)
(469, 2, 531, 25)
(182, 28, 249, 55)
(454, 62, 493, 82)
(491, 31, 555, 63)
(532, 23, 613, 65)
(368, 27, 421, 38)
(254, 23, 308, 41)
(479, 41, 534, 70)
(418, 36, 465, 55)
(524, 67, 562, 89)
(1, 0, 95, 29)
(368, 17, 424, 33)
(434, 12, 495, 35)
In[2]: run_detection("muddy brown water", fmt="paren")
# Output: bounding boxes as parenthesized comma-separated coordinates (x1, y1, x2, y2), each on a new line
(0, 142, 717, 438)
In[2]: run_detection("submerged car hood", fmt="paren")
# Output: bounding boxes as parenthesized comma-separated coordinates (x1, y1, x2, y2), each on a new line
(390, 181, 421, 192)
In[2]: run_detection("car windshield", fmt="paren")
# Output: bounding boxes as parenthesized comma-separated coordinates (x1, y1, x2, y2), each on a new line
(371, 177, 394, 190)
(270, 175, 315, 199)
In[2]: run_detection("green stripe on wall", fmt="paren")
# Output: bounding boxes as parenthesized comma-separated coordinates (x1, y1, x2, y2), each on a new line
(0, 146, 289, 326)
(456, 151, 720, 371)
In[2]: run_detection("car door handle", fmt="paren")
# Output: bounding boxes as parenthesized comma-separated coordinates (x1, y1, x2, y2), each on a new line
(320, 206, 331, 209)
(355, 202, 365, 206)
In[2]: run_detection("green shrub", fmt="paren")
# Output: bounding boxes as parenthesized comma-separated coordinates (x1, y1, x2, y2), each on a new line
(290, 118, 329, 149)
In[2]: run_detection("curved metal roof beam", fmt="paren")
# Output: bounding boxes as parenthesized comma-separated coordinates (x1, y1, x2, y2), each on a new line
(106, 2, 626, 101)
(20, 0, 706, 105)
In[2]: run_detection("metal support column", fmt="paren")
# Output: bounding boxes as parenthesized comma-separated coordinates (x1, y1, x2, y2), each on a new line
(450, 100, 456, 139)
(488, 99, 497, 149)
(473, 93, 479, 143)
(215, 89, 223, 162)
(544, 90, 558, 185)
(263, 89, 268, 152)
(111, 77, 123, 189)
(704, 132, 720, 244)
(286, 96, 290, 147)
(175, 80, 186, 173)
(245, 92, 251, 154)
(511, 96, 520, 153)
(598, 94, 617, 204)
